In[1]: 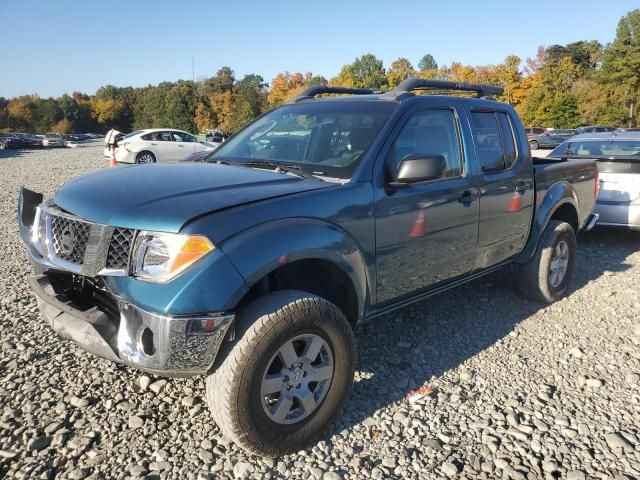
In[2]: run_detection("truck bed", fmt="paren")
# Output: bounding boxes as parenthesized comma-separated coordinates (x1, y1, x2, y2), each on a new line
(533, 156, 597, 231)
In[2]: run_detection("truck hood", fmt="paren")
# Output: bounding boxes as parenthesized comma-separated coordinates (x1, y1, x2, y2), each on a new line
(54, 163, 333, 232)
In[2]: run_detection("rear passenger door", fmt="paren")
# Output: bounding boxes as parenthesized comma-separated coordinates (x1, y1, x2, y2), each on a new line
(470, 110, 534, 269)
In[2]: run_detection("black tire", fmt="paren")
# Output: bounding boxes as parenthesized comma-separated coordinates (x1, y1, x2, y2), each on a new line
(206, 290, 356, 457)
(529, 140, 540, 150)
(518, 220, 576, 303)
(135, 151, 156, 164)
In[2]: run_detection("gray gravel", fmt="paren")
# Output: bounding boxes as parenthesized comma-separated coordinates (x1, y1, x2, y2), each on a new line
(1, 145, 639, 479)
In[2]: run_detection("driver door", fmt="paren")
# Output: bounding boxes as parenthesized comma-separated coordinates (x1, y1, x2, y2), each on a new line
(374, 108, 480, 304)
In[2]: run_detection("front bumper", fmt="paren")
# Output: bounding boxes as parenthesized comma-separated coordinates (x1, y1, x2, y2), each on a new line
(29, 270, 233, 376)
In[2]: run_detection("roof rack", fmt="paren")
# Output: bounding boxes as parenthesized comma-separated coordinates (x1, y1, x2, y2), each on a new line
(294, 86, 374, 102)
(392, 78, 504, 98)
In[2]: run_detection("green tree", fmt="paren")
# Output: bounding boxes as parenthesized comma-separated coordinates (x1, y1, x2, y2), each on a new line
(600, 9, 640, 126)
(545, 41, 603, 70)
(386, 58, 416, 88)
(164, 81, 197, 132)
(231, 74, 267, 130)
(418, 53, 438, 71)
(331, 54, 386, 89)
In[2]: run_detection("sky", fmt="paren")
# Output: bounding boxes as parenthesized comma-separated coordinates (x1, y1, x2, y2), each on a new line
(1, 0, 638, 99)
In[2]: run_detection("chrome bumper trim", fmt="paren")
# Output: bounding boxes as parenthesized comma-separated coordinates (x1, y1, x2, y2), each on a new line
(584, 213, 599, 232)
(29, 273, 234, 376)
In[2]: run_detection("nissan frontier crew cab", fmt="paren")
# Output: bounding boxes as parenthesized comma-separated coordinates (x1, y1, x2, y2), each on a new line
(18, 78, 599, 457)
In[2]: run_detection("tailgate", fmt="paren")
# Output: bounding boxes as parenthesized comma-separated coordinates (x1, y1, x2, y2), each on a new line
(598, 171, 640, 204)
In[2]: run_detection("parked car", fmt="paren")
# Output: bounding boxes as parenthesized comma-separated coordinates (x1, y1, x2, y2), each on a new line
(18, 78, 598, 457)
(528, 130, 576, 150)
(575, 126, 616, 134)
(0, 133, 25, 150)
(111, 128, 220, 164)
(13, 132, 43, 148)
(525, 127, 546, 138)
(549, 131, 640, 229)
(42, 133, 65, 148)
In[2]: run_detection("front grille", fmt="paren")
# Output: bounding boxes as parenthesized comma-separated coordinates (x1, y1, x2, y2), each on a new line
(50, 215, 92, 264)
(106, 228, 135, 270)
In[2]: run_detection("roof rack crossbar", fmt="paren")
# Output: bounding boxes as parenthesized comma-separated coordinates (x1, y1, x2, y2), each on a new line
(394, 78, 504, 98)
(294, 86, 374, 102)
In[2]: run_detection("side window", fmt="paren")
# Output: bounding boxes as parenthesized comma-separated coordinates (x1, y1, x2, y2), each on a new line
(471, 111, 519, 172)
(158, 131, 173, 141)
(497, 112, 517, 168)
(172, 132, 196, 142)
(471, 112, 503, 172)
(388, 109, 463, 178)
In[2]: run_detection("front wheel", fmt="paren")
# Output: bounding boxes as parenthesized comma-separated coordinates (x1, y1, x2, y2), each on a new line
(0, 142, 6, 151)
(529, 139, 540, 150)
(206, 291, 355, 457)
(518, 220, 576, 303)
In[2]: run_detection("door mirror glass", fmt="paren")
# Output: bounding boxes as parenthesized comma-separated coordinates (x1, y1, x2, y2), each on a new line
(394, 154, 447, 184)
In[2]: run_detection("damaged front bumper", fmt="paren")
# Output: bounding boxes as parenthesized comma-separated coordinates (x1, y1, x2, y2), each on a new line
(19, 187, 235, 376)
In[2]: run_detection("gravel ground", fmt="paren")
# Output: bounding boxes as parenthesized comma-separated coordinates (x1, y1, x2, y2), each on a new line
(0, 145, 639, 480)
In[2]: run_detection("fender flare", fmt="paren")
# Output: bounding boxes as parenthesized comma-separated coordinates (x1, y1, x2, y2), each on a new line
(517, 181, 579, 263)
(220, 218, 370, 323)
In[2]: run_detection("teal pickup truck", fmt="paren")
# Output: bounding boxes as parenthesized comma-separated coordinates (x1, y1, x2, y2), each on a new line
(18, 79, 598, 456)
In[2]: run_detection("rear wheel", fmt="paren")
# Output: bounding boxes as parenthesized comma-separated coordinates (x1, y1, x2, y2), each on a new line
(206, 290, 355, 457)
(529, 139, 540, 150)
(135, 151, 156, 164)
(518, 220, 576, 303)
(0, 142, 6, 151)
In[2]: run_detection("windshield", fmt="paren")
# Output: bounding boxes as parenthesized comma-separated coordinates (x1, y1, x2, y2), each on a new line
(208, 101, 395, 179)
(550, 139, 640, 158)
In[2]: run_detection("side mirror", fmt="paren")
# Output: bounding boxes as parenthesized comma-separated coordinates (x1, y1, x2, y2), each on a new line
(393, 154, 447, 185)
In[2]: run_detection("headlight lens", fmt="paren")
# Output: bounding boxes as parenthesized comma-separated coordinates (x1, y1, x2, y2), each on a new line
(133, 231, 214, 283)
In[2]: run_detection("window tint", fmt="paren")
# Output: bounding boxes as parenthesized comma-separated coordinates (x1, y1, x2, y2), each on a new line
(497, 112, 517, 168)
(471, 111, 519, 172)
(389, 109, 463, 178)
(172, 132, 196, 142)
(142, 131, 172, 141)
(471, 112, 503, 171)
(211, 101, 394, 179)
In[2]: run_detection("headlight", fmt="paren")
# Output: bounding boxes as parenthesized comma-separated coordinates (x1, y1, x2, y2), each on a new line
(132, 231, 214, 283)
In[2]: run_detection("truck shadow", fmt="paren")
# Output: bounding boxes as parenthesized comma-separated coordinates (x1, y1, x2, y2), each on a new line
(330, 227, 639, 441)
(0, 149, 31, 160)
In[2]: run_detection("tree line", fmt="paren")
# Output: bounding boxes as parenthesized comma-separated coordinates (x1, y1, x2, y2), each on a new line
(1, 9, 638, 134)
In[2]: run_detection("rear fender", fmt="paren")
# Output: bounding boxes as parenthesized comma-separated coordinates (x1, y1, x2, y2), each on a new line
(517, 182, 578, 263)
(220, 218, 369, 323)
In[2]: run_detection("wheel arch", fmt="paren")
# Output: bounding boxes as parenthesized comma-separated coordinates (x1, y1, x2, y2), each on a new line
(517, 182, 579, 263)
(221, 218, 370, 327)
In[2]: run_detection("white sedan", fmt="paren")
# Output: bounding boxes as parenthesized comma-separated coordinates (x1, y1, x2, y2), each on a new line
(114, 128, 220, 164)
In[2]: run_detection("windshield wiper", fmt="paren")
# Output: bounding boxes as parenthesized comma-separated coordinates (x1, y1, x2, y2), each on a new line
(241, 160, 322, 180)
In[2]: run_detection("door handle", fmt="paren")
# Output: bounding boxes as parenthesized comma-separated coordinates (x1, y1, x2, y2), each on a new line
(178, 144, 185, 147)
(458, 191, 476, 206)
(515, 182, 529, 193)
(151, 143, 158, 145)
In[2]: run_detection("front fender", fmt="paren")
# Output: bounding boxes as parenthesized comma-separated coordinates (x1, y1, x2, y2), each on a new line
(517, 181, 578, 263)
(219, 218, 370, 322)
